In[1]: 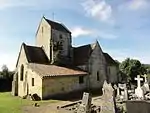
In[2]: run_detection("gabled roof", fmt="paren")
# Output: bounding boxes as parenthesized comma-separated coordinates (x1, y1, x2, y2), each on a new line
(28, 63, 87, 78)
(103, 52, 118, 66)
(44, 17, 71, 33)
(73, 43, 96, 66)
(23, 43, 49, 64)
(16, 43, 49, 67)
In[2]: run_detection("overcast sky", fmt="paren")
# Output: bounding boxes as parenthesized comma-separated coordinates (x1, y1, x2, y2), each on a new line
(0, 0, 150, 70)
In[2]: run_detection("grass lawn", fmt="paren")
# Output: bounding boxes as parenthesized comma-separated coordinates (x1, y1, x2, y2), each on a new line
(0, 92, 58, 113)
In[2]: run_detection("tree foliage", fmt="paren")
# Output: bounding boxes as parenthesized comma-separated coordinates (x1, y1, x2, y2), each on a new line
(119, 58, 147, 82)
(0, 65, 14, 80)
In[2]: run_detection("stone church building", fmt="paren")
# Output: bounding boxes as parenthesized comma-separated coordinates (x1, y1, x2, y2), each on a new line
(12, 17, 119, 99)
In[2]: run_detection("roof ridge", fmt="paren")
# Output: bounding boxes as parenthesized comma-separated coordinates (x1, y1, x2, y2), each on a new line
(23, 43, 42, 48)
(44, 17, 71, 33)
(45, 18, 61, 25)
(74, 44, 92, 49)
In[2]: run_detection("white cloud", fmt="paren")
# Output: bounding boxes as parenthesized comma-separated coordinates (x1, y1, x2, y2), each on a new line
(71, 27, 93, 38)
(82, 0, 112, 22)
(129, 0, 148, 10)
(71, 26, 117, 39)
(119, 0, 149, 11)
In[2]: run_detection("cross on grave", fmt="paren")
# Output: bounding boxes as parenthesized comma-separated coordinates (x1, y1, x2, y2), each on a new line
(135, 75, 143, 88)
(134, 75, 144, 99)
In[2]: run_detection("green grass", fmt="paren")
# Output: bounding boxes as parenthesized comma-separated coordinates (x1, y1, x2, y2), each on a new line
(0, 92, 58, 113)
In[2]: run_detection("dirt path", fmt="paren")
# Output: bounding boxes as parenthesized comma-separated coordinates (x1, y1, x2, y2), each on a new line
(22, 100, 72, 113)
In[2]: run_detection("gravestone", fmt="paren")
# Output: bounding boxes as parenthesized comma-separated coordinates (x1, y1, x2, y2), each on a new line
(135, 75, 144, 100)
(101, 81, 115, 113)
(11, 72, 18, 96)
(114, 85, 120, 97)
(77, 92, 92, 113)
(143, 74, 150, 93)
(118, 83, 128, 101)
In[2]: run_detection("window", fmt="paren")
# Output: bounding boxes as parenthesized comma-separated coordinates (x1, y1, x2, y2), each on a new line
(79, 76, 84, 84)
(97, 71, 100, 81)
(20, 65, 24, 81)
(32, 78, 34, 86)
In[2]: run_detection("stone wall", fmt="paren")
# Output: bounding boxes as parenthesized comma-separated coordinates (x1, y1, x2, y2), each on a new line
(16, 45, 28, 97)
(42, 76, 86, 99)
(88, 43, 106, 89)
(27, 69, 42, 99)
(51, 29, 72, 64)
(107, 66, 118, 83)
(36, 18, 51, 60)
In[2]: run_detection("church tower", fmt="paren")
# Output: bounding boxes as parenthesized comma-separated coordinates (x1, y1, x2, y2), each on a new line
(36, 16, 72, 65)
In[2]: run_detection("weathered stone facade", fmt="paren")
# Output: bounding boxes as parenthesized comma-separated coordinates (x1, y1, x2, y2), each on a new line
(12, 16, 119, 99)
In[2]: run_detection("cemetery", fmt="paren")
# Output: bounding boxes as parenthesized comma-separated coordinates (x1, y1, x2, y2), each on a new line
(1, 57, 150, 113)
(1, 73, 150, 113)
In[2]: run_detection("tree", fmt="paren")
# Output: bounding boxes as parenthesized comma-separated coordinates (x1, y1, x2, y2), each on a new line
(1, 65, 14, 80)
(119, 58, 147, 82)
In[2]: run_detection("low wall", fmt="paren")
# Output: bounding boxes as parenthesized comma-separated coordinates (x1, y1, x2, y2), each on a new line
(126, 100, 150, 113)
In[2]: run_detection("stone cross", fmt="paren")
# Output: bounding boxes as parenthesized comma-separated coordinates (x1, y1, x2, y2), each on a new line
(135, 75, 145, 99)
(135, 75, 143, 88)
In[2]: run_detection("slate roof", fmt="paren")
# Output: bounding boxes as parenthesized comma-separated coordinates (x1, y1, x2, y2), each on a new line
(28, 63, 87, 78)
(23, 43, 49, 64)
(103, 52, 118, 66)
(73, 44, 94, 66)
(45, 18, 71, 33)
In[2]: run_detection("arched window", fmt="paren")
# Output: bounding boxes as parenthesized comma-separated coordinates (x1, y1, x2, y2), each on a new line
(20, 65, 24, 81)
(97, 71, 100, 81)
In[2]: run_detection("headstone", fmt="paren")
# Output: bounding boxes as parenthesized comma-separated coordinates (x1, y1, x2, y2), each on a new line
(124, 87, 128, 101)
(77, 92, 92, 113)
(101, 81, 115, 113)
(118, 83, 128, 101)
(11, 72, 18, 96)
(143, 74, 150, 92)
(135, 75, 144, 100)
(115, 86, 120, 97)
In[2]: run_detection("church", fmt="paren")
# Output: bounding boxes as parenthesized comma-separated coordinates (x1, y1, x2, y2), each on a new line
(12, 17, 119, 100)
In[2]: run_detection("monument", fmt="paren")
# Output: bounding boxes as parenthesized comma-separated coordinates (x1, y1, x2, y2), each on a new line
(117, 83, 128, 101)
(143, 74, 150, 93)
(135, 75, 144, 100)
(100, 81, 116, 113)
(77, 92, 92, 113)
